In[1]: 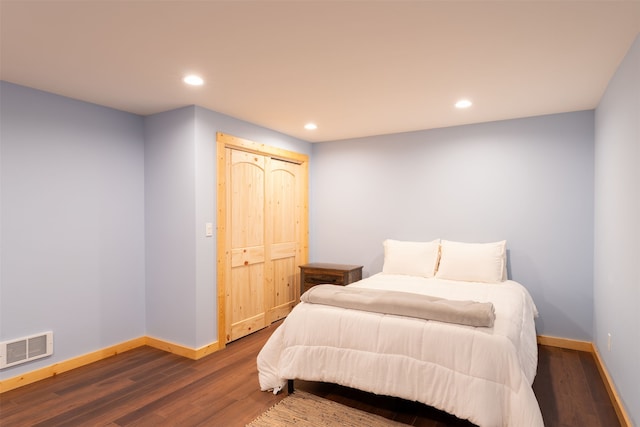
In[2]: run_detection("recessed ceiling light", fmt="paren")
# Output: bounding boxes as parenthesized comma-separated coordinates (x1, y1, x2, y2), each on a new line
(183, 75, 204, 86)
(455, 99, 472, 109)
(304, 123, 318, 130)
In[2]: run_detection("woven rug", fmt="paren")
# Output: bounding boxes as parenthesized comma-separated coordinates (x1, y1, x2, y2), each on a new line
(247, 391, 409, 427)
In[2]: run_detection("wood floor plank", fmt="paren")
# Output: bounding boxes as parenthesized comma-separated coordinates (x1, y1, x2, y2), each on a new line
(534, 345, 563, 425)
(578, 351, 622, 427)
(0, 323, 621, 427)
(111, 356, 258, 426)
(562, 347, 599, 426)
(160, 398, 237, 425)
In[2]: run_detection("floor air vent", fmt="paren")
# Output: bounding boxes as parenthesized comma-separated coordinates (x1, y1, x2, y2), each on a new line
(0, 332, 53, 369)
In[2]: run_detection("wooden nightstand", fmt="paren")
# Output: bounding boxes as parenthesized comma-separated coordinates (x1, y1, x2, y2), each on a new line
(299, 263, 363, 294)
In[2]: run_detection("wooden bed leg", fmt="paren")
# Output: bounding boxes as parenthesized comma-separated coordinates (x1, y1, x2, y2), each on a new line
(287, 379, 294, 394)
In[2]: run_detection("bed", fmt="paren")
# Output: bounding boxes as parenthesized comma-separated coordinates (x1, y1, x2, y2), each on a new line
(257, 239, 544, 427)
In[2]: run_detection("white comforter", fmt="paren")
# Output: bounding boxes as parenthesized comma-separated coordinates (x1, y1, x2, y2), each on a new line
(257, 273, 544, 427)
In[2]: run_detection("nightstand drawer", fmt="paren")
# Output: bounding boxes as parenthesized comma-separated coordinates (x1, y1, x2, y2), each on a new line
(304, 273, 344, 286)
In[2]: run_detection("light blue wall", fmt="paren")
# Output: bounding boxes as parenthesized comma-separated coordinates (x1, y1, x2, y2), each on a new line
(144, 105, 311, 349)
(144, 106, 199, 346)
(0, 82, 146, 379)
(594, 34, 640, 425)
(1, 83, 311, 377)
(311, 111, 595, 341)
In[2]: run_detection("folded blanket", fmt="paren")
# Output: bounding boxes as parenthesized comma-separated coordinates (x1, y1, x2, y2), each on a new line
(300, 285, 495, 327)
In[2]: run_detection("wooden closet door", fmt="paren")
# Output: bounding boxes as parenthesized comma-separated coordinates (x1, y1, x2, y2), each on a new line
(225, 151, 302, 342)
(219, 132, 308, 345)
(226, 149, 267, 342)
(265, 158, 301, 324)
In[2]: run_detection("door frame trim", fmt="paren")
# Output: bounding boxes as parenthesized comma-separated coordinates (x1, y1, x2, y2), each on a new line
(216, 132, 309, 347)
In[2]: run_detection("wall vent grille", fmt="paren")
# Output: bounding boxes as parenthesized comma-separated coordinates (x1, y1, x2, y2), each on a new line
(0, 332, 53, 369)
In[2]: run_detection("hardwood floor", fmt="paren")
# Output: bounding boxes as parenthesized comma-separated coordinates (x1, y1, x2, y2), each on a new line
(0, 322, 620, 426)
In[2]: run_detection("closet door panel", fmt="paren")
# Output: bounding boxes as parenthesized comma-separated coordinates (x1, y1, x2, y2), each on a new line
(266, 159, 300, 323)
(227, 150, 267, 341)
(229, 263, 265, 340)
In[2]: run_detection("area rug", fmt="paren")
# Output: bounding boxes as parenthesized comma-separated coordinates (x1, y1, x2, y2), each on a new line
(247, 391, 409, 426)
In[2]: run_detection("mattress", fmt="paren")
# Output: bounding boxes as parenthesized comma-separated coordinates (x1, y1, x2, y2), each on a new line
(257, 273, 544, 427)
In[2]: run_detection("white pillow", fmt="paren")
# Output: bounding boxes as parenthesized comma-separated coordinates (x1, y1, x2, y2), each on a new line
(435, 240, 507, 283)
(382, 239, 440, 278)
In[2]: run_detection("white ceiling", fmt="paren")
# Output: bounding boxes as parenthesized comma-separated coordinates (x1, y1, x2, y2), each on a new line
(1, 1, 639, 142)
